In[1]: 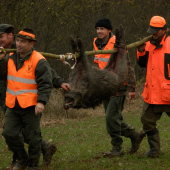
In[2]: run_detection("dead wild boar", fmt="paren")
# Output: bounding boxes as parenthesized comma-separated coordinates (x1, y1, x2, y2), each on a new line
(64, 25, 128, 109)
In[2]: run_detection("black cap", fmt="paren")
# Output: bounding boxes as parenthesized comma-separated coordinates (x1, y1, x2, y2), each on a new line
(16, 28, 37, 41)
(147, 25, 167, 34)
(0, 24, 14, 34)
(95, 18, 112, 30)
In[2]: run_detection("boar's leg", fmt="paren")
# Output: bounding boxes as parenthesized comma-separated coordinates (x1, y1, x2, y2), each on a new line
(64, 37, 91, 109)
(69, 36, 80, 53)
(69, 36, 91, 73)
(105, 25, 128, 87)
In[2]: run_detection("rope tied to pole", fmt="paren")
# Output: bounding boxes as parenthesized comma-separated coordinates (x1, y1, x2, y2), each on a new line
(59, 53, 77, 69)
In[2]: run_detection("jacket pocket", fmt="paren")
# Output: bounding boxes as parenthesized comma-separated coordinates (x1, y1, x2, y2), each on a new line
(164, 53, 170, 80)
(161, 83, 170, 101)
(142, 82, 149, 99)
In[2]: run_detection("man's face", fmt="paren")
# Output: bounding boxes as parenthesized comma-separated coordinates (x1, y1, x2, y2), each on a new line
(96, 27, 111, 40)
(0, 32, 13, 48)
(152, 29, 166, 40)
(16, 37, 34, 56)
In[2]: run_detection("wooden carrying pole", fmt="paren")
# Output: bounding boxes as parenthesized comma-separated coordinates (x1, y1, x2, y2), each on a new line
(4, 28, 170, 59)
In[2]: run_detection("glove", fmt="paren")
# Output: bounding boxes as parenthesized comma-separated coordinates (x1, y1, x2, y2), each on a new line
(138, 43, 146, 52)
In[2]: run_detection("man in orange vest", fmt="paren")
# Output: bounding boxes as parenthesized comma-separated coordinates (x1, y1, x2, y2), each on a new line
(93, 18, 145, 157)
(0, 28, 54, 170)
(0, 24, 71, 169)
(137, 16, 170, 157)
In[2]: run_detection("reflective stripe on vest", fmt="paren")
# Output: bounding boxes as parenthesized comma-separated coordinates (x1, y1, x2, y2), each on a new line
(7, 75, 37, 84)
(7, 87, 38, 95)
(6, 50, 46, 108)
(99, 57, 109, 62)
(93, 36, 115, 69)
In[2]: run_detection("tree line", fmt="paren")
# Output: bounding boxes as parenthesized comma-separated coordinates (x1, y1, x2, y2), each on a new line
(1, 0, 170, 81)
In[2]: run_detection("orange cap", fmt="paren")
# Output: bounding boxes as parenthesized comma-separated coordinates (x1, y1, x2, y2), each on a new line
(149, 16, 166, 27)
(147, 16, 167, 34)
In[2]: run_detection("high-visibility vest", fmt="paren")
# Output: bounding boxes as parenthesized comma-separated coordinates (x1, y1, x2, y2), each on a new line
(6, 50, 46, 108)
(137, 35, 170, 104)
(93, 36, 127, 85)
(93, 36, 116, 69)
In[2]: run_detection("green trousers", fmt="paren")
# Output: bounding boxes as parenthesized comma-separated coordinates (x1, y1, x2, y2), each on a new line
(103, 95, 134, 150)
(0, 81, 7, 114)
(0, 92, 7, 114)
(141, 101, 170, 132)
(2, 106, 42, 159)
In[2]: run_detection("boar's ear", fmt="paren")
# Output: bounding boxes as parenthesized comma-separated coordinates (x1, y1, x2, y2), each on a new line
(77, 37, 85, 55)
(69, 36, 80, 53)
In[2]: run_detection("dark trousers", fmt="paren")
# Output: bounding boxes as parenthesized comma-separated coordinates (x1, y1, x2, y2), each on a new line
(141, 101, 170, 132)
(0, 94, 7, 114)
(103, 95, 134, 149)
(2, 106, 42, 159)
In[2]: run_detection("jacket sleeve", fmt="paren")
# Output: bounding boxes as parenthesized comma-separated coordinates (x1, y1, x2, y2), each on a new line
(51, 68, 65, 88)
(0, 54, 10, 80)
(137, 49, 149, 68)
(126, 53, 136, 92)
(35, 59, 53, 104)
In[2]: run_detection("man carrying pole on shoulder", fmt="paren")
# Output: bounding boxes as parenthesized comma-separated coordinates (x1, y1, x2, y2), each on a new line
(0, 24, 70, 169)
(137, 16, 170, 157)
(93, 18, 145, 157)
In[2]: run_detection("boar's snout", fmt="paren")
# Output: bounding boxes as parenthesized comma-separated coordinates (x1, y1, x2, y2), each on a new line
(64, 90, 83, 109)
(64, 96, 74, 110)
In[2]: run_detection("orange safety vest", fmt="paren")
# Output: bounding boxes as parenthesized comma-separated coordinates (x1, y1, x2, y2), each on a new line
(137, 35, 170, 104)
(6, 50, 46, 108)
(93, 36, 127, 85)
(93, 36, 116, 69)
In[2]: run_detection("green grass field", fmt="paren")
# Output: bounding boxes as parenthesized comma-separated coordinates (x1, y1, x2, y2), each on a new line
(1, 86, 170, 169)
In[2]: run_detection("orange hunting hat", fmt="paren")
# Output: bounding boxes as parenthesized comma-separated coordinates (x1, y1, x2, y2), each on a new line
(147, 16, 167, 34)
(16, 28, 37, 41)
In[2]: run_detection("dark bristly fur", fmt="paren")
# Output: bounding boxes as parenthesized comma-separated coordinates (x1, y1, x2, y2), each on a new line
(64, 26, 128, 109)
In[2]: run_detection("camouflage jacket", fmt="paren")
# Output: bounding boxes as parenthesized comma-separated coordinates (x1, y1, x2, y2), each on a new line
(93, 33, 136, 96)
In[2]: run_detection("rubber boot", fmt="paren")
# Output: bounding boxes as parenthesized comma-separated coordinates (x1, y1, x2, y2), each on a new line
(41, 140, 57, 166)
(103, 147, 124, 158)
(6, 152, 18, 170)
(128, 130, 145, 154)
(145, 130, 161, 158)
(27, 159, 39, 170)
(13, 149, 29, 170)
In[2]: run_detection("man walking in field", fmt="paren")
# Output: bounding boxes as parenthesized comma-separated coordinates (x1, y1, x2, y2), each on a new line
(137, 16, 170, 157)
(0, 24, 70, 169)
(93, 18, 145, 157)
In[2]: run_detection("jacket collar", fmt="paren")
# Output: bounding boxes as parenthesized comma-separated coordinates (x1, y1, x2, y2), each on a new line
(16, 48, 34, 61)
(150, 32, 168, 49)
(95, 32, 113, 50)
